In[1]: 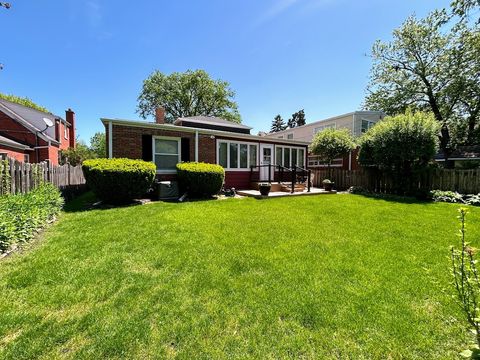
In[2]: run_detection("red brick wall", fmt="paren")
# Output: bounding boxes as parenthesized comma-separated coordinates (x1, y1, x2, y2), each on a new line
(0, 145, 27, 162)
(0, 111, 61, 163)
(111, 124, 196, 160)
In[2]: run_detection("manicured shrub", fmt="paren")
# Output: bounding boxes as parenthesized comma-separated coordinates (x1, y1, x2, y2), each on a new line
(358, 110, 440, 195)
(176, 162, 225, 198)
(82, 158, 156, 204)
(0, 183, 64, 252)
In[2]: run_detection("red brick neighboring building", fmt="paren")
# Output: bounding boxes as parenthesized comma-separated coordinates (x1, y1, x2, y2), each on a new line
(0, 98, 76, 165)
(103, 109, 310, 189)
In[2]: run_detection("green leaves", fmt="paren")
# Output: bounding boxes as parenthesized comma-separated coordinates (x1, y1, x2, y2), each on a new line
(0, 183, 63, 252)
(310, 128, 356, 165)
(137, 70, 241, 124)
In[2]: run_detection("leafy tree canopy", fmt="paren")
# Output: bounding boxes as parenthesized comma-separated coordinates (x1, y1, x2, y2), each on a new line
(137, 70, 241, 123)
(89, 132, 106, 158)
(364, 9, 480, 162)
(0, 93, 49, 113)
(358, 110, 440, 192)
(287, 109, 306, 128)
(310, 128, 356, 166)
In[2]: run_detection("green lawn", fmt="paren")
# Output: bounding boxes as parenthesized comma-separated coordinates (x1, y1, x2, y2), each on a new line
(0, 194, 479, 359)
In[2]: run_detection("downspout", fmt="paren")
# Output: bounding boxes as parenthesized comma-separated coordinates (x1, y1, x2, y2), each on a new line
(195, 130, 199, 162)
(108, 121, 113, 158)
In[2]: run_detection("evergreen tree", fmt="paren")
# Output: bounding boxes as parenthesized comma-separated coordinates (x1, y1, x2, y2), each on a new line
(271, 115, 286, 132)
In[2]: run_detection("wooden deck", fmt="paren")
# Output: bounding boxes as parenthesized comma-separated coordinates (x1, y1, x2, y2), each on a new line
(236, 187, 336, 199)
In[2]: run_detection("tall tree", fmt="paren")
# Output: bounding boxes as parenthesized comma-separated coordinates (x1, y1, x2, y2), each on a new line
(270, 115, 286, 132)
(90, 132, 106, 158)
(287, 109, 307, 128)
(451, 0, 480, 22)
(364, 10, 478, 164)
(137, 70, 241, 123)
(296, 109, 306, 126)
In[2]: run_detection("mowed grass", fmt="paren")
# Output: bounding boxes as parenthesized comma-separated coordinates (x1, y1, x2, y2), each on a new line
(0, 194, 479, 359)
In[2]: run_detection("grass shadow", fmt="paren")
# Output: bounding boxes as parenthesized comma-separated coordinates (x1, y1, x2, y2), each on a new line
(348, 192, 431, 205)
(63, 192, 150, 213)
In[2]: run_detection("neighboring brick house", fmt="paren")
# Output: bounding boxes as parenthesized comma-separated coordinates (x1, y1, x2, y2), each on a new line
(0, 98, 76, 165)
(102, 108, 310, 189)
(263, 111, 385, 170)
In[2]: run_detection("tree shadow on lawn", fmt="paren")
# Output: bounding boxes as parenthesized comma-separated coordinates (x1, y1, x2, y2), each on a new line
(63, 192, 146, 213)
(63, 191, 221, 213)
(349, 192, 433, 206)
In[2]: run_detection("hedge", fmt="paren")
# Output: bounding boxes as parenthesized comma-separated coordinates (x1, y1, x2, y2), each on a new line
(176, 162, 225, 198)
(0, 183, 64, 252)
(82, 158, 156, 204)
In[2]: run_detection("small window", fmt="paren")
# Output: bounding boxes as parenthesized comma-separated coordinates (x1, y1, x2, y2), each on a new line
(229, 143, 238, 168)
(240, 144, 248, 168)
(218, 142, 228, 168)
(298, 149, 305, 168)
(64, 125, 68, 139)
(153, 137, 180, 172)
(283, 148, 290, 168)
(249, 145, 257, 168)
(361, 120, 375, 133)
(0, 153, 7, 160)
(24, 154, 30, 163)
(276, 147, 282, 166)
(287, 134, 294, 140)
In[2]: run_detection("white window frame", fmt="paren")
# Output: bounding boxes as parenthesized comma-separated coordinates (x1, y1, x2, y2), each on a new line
(287, 134, 294, 139)
(361, 119, 375, 133)
(275, 145, 306, 169)
(24, 154, 30, 163)
(216, 140, 258, 171)
(64, 124, 68, 139)
(152, 136, 181, 174)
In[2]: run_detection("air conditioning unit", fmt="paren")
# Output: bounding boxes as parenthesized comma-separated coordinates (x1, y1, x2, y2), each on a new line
(156, 181, 179, 200)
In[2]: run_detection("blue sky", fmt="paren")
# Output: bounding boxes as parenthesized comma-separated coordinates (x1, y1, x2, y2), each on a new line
(0, 0, 451, 144)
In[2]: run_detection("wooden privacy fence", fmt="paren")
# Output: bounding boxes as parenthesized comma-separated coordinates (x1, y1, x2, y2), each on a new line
(0, 157, 85, 195)
(311, 168, 480, 194)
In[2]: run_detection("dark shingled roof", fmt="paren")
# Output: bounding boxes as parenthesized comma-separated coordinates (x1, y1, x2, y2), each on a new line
(0, 135, 32, 150)
(175, 116, 252, 130)
(0, 98, 67, 143)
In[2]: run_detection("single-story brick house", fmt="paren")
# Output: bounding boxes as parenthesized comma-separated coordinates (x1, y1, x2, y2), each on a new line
(102, 108, 310, 189)
(0, 98, 76, 164)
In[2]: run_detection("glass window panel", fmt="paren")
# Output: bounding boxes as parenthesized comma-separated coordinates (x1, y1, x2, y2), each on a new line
(155, 139, 178, 154)
(219, 142, 227, 168)
(292, 149, 298, 167)
(284, 148, 290, 168)
(229, 143, 238, 168)
(299, 149, 305, 168)
(249, 145, 257, 167)
(287, 134, 293, 139)
(154, 154, 178, 170)
(240, 144, 248, 168)
(276, 147, 282, 166)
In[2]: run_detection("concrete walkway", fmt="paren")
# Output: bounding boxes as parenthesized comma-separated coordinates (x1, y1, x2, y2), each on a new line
(236, 187, 336, 199)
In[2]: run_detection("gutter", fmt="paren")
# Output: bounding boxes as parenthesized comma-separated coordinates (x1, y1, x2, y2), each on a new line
(100, 118, 310, 147)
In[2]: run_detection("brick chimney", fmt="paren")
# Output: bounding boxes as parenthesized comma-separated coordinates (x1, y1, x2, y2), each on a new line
(65, 108, 76, 148)
(155, 107, 165, 124)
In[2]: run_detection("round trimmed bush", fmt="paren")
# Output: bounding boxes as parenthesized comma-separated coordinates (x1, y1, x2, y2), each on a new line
(82, 158, 156, 204)
(176, 162, 225, 198)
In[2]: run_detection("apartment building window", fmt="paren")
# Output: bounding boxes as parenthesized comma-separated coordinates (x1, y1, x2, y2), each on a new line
(287, 134, 294, 139)
(361, 119, 375, 133)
